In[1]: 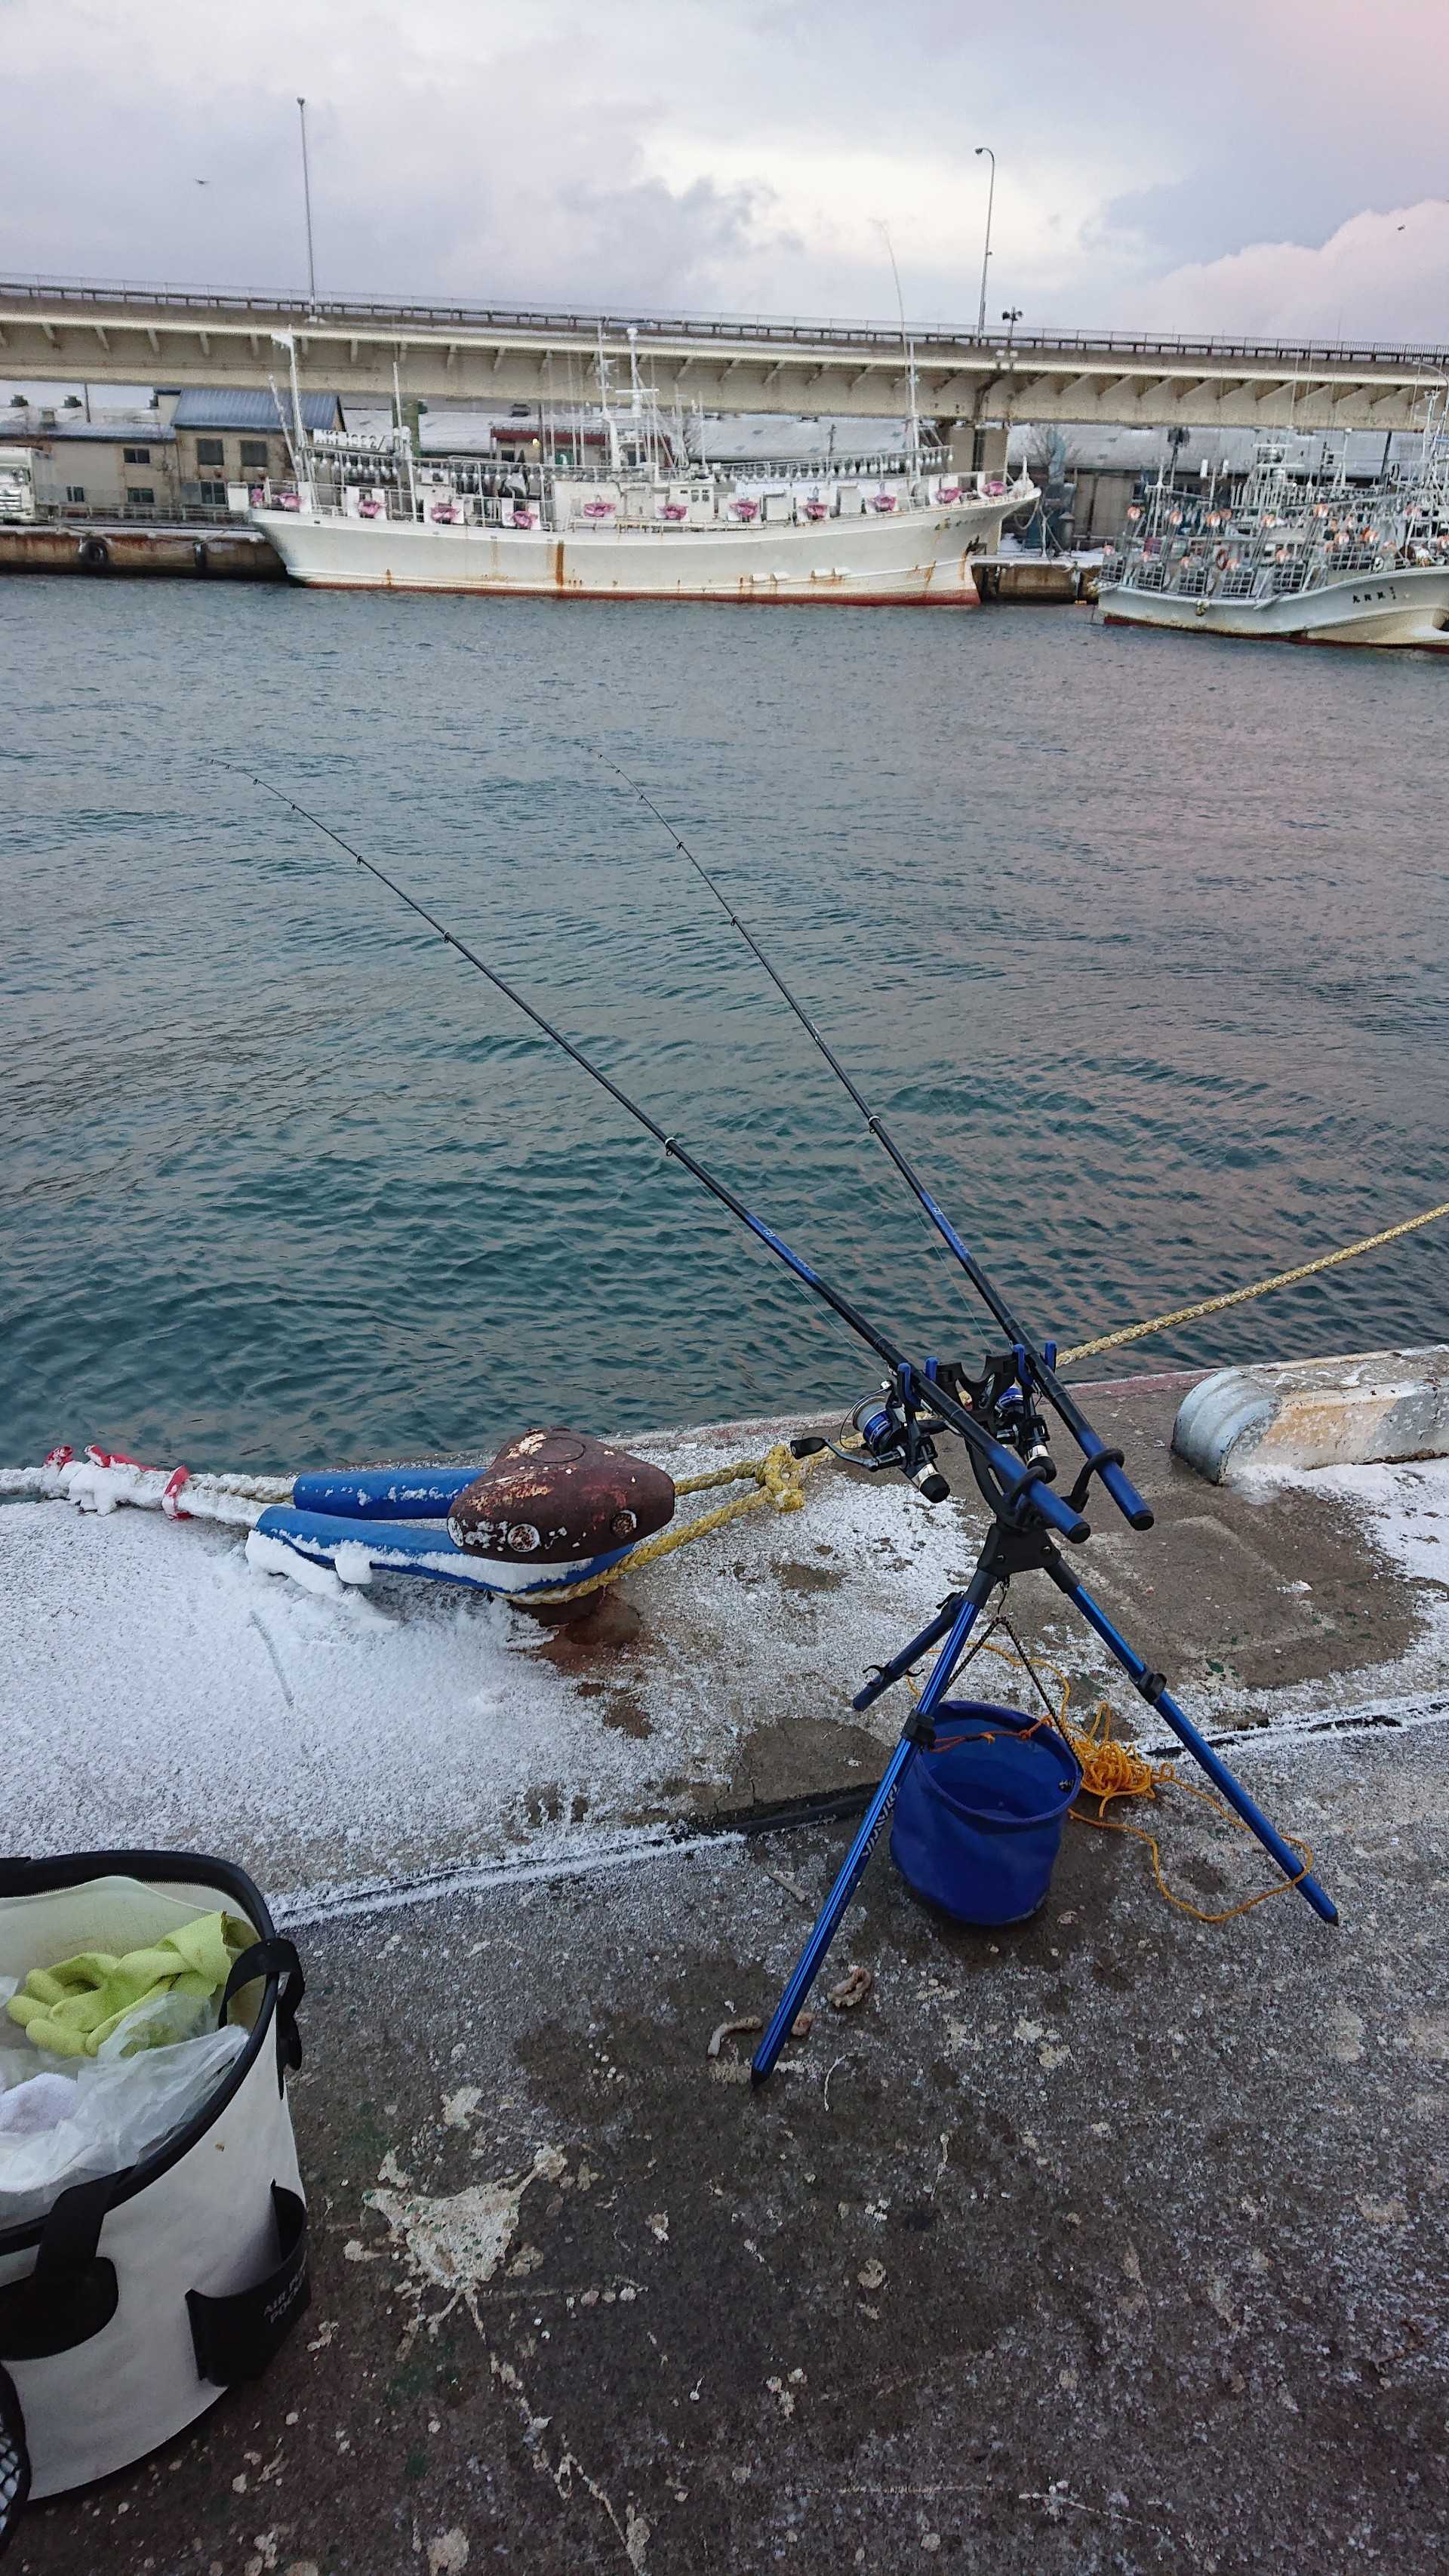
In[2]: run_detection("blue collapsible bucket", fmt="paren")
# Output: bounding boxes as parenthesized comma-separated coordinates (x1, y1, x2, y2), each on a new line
(890, 1700, 1081, 1926)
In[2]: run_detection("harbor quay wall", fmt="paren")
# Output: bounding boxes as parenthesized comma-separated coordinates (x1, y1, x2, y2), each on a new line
(0, 521, 284, 577)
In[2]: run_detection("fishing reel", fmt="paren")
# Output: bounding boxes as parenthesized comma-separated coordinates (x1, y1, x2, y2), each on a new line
(792, 1367, 952, 1504)
(928, 1344, 1063, 1525)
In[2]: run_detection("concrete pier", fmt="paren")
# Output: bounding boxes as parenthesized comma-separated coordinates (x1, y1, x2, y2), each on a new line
(6, 1366, 1447, 2574)
(0, 520, 284, 579)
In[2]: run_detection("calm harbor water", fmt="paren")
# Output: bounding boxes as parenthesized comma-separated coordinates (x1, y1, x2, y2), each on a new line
(2, 577, 1445, 1471)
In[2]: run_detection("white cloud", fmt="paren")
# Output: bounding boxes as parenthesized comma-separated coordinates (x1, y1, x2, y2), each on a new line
(2, 0, 1448, 346)
(1124, 200, 1449, 345)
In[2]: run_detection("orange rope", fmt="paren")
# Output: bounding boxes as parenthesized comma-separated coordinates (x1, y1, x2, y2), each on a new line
(917, 1635, 1315, 1925)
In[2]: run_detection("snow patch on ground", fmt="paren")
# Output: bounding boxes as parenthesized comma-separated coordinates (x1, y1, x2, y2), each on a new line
(0, 1445, 968, 1896)
(1253, 1454, 1449, 1610)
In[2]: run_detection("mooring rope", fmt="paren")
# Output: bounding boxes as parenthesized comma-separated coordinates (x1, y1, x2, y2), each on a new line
(1057, 1193, 1449, 1368)
(526, 1440, 832, 1603)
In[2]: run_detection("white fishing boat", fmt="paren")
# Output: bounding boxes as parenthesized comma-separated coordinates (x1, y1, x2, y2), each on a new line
(250, 336, 1033, 605)
(1097, 402, 1449, 651)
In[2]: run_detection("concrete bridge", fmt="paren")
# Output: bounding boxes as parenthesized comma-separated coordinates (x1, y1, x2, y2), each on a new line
(3, 275, 1446, 432)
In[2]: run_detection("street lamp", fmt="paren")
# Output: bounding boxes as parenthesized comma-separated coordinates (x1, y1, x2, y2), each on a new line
(974, 146, 995, 337)
(296, 97, 318, 310)
(1001, 306, 1023, 354)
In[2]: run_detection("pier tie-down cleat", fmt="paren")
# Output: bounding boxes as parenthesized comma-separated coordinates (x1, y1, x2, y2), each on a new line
(252, 1430, 675, 1615)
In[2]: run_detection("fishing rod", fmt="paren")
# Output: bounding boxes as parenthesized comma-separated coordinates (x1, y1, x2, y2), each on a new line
(216, 757, 1336, 2082)
(212, 759, 1088, 1548)
(595, 751, 1153, 1536)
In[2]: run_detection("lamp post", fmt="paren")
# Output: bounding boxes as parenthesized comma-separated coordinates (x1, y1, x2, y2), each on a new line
(1001, 306, 1023, 355)
(974, 146, 995, 337)
(296, 97, 318, 310)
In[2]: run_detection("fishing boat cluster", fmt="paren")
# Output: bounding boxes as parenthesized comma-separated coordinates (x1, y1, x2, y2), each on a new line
(1097, 395, 1449, 649)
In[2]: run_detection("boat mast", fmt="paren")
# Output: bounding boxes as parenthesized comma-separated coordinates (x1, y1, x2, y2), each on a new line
(597, 323, 623, 474)
(267, 331, 313, 501)
(392, 358, 417, 517)
(876, 221, 919, 472)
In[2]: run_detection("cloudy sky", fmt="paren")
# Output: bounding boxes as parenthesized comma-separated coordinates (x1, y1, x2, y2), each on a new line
(4, 0, 1448, 343)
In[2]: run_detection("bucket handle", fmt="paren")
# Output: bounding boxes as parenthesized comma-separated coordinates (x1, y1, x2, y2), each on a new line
(918, 1725, 1081, 1828)
(220, 1938, 305, 2089)
(0, 2176, 119, 2364)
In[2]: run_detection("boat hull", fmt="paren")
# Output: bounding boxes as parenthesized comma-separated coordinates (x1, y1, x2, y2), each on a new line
(1097, 563, 1449, 649)
(252, 496, 1020, 603)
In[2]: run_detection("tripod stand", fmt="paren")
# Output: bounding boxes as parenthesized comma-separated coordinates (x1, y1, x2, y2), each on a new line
(751, 1505, 1338, 2084)
(236, 757, 1341, 2097)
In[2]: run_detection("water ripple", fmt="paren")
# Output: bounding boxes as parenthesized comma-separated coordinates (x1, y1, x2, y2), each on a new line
(1, 580, 1444, 1467)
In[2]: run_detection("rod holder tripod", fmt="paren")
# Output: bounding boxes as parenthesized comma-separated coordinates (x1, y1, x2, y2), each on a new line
(750, 1506, 1337, 2086)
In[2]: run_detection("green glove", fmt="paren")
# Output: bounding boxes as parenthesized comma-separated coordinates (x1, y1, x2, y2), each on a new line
(6, 1912, 250, 2056)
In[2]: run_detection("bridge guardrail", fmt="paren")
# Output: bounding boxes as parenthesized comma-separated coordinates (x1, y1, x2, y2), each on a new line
(2, 275, 1448, 374)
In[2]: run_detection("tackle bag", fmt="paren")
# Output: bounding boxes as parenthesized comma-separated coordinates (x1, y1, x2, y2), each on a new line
(0, 1850, 307, 2549)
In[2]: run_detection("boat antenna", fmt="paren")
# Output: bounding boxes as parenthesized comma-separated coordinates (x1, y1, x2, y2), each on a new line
(209, 756, 1090, 1544)
(875, 219, 919, 471)
(593, 748, 1152, 1531)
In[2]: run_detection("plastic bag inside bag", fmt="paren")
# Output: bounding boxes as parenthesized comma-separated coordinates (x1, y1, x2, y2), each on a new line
(0, 2018, 248, 2228)
(0, 1875, 261, 2227)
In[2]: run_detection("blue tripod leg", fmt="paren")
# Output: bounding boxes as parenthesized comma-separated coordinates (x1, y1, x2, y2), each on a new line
(751, 1574, 994, 2086)
(1046, 1561, 1339, 1927)
(851, 1596, 966, 1714)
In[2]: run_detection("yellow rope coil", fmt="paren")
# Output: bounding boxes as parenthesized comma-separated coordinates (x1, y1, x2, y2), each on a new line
(528, 1439, 829, 1605)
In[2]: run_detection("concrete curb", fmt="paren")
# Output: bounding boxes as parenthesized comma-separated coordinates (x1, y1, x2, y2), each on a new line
(1171, 1343, 1449, 1483)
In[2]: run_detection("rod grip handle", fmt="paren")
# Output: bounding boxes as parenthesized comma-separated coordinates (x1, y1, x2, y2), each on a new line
(1097, 1457, 1154, 1530)
(1026, 1479, 1090, 1543)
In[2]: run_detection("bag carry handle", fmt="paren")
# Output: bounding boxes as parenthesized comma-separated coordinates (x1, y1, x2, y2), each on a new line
(220, 1938, 305, 2085)
(0, 2176, 118, 2363)
(0, 2363, 30, 2562)
(187, 2185, 309, 2387)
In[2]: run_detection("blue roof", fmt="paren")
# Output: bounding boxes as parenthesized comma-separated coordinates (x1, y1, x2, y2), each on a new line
(170, 388, 343, 432)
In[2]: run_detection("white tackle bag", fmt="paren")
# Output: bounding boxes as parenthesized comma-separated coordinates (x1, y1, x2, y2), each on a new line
(0, 1849, 308, 2548)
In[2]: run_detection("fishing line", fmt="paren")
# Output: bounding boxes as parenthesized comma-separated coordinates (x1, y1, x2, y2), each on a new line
(591, 745, 990, 1335)
(590, 750, 1150, 1528)
(208, 756, 1083, 1538)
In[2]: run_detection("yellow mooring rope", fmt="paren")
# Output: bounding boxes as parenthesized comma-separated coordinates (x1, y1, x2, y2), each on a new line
(531, 1439, 832, 1605)
(1057, 1194, 1449, 1367)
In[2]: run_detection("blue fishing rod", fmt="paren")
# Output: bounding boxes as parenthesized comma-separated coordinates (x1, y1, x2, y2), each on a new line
(597, 758, 1337, 2085)
(596, 752, 1151, 1535)
(216, 760, 1089, 1549)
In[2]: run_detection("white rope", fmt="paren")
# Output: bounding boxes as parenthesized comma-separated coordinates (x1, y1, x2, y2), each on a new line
(1, 1451, 294, 1527)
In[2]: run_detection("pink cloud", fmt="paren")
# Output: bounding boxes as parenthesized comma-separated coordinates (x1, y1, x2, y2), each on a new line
(1127, 199, 1449, 344)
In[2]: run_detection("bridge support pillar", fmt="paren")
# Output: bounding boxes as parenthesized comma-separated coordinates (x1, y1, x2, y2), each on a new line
(946, 420, 1008, 478)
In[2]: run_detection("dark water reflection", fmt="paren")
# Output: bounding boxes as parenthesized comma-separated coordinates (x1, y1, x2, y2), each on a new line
(2, 577, 1444, 1468)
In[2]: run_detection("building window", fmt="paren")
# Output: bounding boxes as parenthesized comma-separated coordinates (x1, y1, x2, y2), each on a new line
(197, 481, 228, 505)
(195, 439, 225, 467)
(238, 440, 269, 469)
(66, 485, 86, 503)
(123, 445, 151, 464)
(128, 488, 156, 507)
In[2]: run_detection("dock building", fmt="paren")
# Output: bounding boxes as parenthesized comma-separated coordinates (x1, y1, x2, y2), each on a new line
(0, 386, 345, 519)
